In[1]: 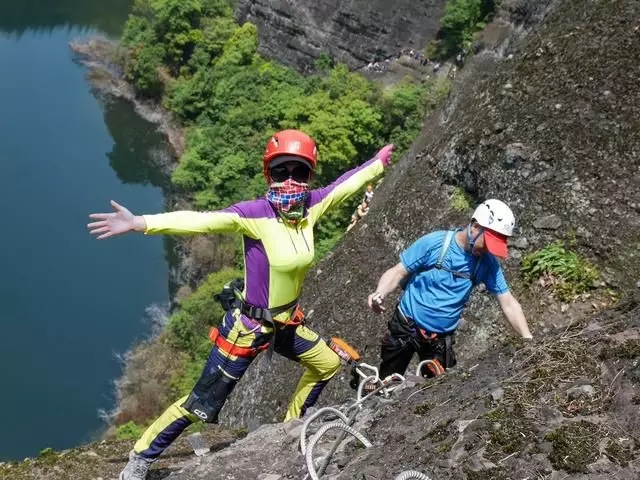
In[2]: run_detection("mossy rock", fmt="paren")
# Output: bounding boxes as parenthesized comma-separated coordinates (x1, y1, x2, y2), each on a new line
(545, 421, 600, 473)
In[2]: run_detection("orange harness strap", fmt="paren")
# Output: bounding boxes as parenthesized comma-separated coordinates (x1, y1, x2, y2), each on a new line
(208, 306, 305, 357)
(285, 306, 305, 326)
(208, 327, 269, 358)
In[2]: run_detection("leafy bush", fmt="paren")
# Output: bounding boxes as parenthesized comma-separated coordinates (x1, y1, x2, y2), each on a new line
(116, 421, 145, 441)
(451, 186, 471, 212)
(521, 242, 599, 301)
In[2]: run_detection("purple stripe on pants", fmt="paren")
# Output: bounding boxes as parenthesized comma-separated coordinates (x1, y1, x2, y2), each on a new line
(139, 416, 192, 459)
(300, 380, 329, 418)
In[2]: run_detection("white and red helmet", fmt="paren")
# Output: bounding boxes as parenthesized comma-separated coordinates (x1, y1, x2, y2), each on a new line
(471, 199, 515, 258)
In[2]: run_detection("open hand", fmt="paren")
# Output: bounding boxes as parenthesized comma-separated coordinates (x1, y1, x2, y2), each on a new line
(367, 292, 386, 313)
(87, 200, 141, 239)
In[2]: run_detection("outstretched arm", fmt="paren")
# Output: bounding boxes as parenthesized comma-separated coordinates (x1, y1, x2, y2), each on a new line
(367, 262, 410, 313)
(307, 144, 393, 221)
(496, 292, 533, 339)
(88, 200, 252, 239)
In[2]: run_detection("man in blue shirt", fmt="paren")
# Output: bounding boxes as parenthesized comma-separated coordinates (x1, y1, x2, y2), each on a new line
(366, 199, 533, 379)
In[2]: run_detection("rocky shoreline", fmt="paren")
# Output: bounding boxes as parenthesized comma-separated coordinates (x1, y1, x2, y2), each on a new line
(69, 36, 186, 163)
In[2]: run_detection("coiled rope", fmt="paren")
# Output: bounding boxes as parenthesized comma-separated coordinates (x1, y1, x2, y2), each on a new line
(305, 421, 372, 480)
(394, 470, 433, 480)
(299, 407, 349, 456)
(300, 369, 433, 480)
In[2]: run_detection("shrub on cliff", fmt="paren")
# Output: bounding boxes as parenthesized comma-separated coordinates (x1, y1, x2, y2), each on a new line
(521, 242, 599, 302)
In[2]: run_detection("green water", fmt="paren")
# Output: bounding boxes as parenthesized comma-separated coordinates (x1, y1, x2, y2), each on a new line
(0, 0, 174, 460)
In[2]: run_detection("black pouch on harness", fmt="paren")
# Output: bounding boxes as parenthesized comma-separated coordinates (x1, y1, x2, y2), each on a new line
(214, 278, 244, 311)
(428, 334, 457, 369)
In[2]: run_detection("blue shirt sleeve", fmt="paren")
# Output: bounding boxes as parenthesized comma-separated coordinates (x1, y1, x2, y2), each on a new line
(479, 254, 509, 295)
(399, 231, 442, 273)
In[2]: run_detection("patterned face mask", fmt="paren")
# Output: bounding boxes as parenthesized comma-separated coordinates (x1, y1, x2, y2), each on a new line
(266, 179, 310, 223)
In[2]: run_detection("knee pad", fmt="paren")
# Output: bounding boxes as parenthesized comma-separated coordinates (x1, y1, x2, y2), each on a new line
(182, 370, 237, 423)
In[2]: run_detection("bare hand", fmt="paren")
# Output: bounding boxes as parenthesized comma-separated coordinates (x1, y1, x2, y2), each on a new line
(367, 292, 386, 313)
(87, 200, 140, 239)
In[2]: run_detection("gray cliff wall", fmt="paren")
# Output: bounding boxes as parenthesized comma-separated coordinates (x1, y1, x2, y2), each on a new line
(235, 0, 447, 70)
(221, 0, 640, 430)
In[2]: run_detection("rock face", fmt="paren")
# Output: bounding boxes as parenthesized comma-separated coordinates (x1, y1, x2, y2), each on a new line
(235, 0, 447, 70)
(11, 296, 640, 479)
(223, 0, 640, 432)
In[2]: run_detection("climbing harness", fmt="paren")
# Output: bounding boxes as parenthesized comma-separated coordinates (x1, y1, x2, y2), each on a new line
(300, 337, 434, 480)
(211, 278, 302, 360)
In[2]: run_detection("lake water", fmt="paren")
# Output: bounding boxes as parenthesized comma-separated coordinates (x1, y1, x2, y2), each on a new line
(0, 0, 173, 460)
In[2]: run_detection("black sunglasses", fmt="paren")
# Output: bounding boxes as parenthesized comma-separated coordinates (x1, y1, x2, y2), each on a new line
(270, 164, 311, 183)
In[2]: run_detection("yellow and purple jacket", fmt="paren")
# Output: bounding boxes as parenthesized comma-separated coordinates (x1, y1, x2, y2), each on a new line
(143, 156, 384, 322)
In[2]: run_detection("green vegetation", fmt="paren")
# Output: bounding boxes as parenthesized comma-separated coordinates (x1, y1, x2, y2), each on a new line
(38, 447, 54, 458)
(451, 186, 471, 212)
(520, 241, 599, 301)
(429, 0, 501, 59)
(115, 421, 145, 441)
(119, 0, 448, 256)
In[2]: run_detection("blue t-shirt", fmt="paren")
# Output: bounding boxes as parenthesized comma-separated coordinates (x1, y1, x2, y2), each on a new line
(399, 230, 509, 333)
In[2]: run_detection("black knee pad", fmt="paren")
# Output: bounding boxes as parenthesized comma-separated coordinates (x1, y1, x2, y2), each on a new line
(182, 370, 237, 423)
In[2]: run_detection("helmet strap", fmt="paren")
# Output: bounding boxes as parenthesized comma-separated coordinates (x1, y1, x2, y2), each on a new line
(467, 223, 484, 250)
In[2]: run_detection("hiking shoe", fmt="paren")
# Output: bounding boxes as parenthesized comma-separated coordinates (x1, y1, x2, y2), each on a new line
(119, 450, 154, 480)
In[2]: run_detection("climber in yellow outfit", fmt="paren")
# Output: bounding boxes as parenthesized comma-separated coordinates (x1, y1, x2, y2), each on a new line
(87, 129, 394, 480)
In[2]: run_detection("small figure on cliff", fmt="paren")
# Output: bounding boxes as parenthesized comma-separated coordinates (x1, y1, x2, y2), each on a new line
(346, 200, 369, 232)
(361, 199, 532, 384)
(364, 183, 374, 205)
(88, 130, 394, 480)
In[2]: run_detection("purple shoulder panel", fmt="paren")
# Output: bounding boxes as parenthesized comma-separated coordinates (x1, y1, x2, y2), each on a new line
(222, 197, 277, 219)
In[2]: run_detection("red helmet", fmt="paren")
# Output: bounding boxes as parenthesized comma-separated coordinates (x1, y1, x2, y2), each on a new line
(263, 130, 318, 180)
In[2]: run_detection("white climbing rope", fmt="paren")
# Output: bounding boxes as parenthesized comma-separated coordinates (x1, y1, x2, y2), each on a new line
(299, 353, 432, 480)
(300, 407, 349, 455)
(394, 470, 433, 480)
(304, 421, 372, 480)
(415, 359, 442, 377)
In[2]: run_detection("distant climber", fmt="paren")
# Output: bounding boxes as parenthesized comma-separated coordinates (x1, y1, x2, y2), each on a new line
(364, 184, 374, 205)
(362, 199, 533, 383)
(87, 130, 394, 480)
(346, 200, 369, 232)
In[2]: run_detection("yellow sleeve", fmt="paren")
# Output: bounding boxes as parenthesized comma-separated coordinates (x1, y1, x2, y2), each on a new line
(308, 157, 384, 222)
(143, 210, 248, 236)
